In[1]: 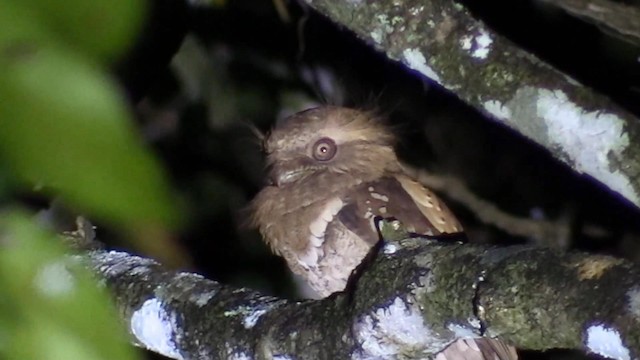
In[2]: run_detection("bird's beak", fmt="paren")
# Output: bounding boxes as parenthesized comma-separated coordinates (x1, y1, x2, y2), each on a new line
(267, 164, 305, 187)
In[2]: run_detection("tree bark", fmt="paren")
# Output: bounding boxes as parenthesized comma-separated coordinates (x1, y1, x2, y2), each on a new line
(302, 0, 640, 210)
(71, 2, 640, 359)
(76, 228, 640, 359)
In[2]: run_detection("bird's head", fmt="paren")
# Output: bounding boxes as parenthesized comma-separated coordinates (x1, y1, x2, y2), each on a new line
(262, 106, 398, 187)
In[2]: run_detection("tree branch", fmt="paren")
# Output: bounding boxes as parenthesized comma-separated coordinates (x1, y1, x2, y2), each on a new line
(73, 227, 640, 359)
(537, 0, 640, 46)
(406, 167, 572, 248)
(301, 0, 640, 210)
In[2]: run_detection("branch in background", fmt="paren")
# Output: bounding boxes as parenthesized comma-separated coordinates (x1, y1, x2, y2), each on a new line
(302, 0, 640, 210)
(536, 0, 640, 46)
(404, 166, 572, 248)
(68, 219, 640, 359)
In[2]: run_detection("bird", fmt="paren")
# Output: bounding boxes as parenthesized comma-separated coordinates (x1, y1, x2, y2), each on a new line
(249, 106, 517, 360)
(249, 105, 462, 296)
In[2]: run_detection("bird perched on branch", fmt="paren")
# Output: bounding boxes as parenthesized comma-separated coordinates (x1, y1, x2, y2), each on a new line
(249, 106, 517, 360)
(250, 106, 461, 296)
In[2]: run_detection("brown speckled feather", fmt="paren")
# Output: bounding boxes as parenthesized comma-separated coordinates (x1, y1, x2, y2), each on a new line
(395, 174, 462, 234)
(335, 175, 462, 244)
(436, 338, 518, 360)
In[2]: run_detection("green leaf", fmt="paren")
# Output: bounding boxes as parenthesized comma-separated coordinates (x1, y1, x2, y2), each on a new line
(0, 43, 177, 227)
(0, 212, 140, 360)
(9, 0, 145, 62)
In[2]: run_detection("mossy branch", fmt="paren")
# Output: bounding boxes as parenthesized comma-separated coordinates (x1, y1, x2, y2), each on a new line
(302, 0, 640, 210)
(70, 219, 640, 359)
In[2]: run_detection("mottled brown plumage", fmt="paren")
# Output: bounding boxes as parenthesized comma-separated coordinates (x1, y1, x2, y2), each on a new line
(249, 106, 517, 360)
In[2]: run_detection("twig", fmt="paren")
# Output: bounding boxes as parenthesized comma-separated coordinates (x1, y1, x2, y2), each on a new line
(405, 166, 572, 248)
(537, 0, 640, 46)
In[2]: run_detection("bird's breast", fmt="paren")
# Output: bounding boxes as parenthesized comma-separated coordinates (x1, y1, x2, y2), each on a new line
(251, 173, 462, 298)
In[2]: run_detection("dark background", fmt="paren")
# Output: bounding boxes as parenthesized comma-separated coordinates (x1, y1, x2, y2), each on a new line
(112, 0, 640, 358)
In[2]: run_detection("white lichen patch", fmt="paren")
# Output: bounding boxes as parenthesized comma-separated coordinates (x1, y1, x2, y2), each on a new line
(585, 324, 630, 360)
(370, 29, 384, 45)
(352, 296, 450, 359)
(227, 350, 254, 360)
(383, 243, 398, 254)
(128, 266, 154, 276)
(92, 250, 159, 278)
(370, 14, 394, 44)
(165, 272, 216, 307)
(460, 36, 473, 51)
(447, 322, 481, 338)
(224, 305, 272, 329)
(190, 289, 218, 307)
(473, 28, 493, 59)
(173, 272, 205, 282)
(626, 286, 640, 320)
(243, 308, 268, 329)
(225, 344, 255, 360)
(467, 318, 482, 331)
(460, 29, 493, 59)
(537, 89, 638, 204)
(410, 5, 425, 16)
(224, 306, 247, 317)
(483, 100, 512, 121)
(131, 298, 183, 360)
(402, 48, 442, 85)
(34, 260, 75, 297)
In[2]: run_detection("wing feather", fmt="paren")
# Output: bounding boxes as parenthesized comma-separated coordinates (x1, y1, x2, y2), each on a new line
(394, 174, 462, 233)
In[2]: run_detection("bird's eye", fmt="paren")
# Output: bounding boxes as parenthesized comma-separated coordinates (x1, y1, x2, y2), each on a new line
(312, 137, 337, 161)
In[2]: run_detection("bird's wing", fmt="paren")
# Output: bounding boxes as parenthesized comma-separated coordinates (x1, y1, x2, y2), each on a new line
(335, 176, 462, 244)
(394, 174, 462, 234)
(436, 338, 518, 360)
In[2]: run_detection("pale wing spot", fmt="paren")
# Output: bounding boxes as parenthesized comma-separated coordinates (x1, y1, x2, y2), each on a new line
(379, 206, 388, 214)
(364, 209, 374, 219)
(370, 192, 390, 202)
(368, 186, 375, 192)
(396, 176, 434, 208)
